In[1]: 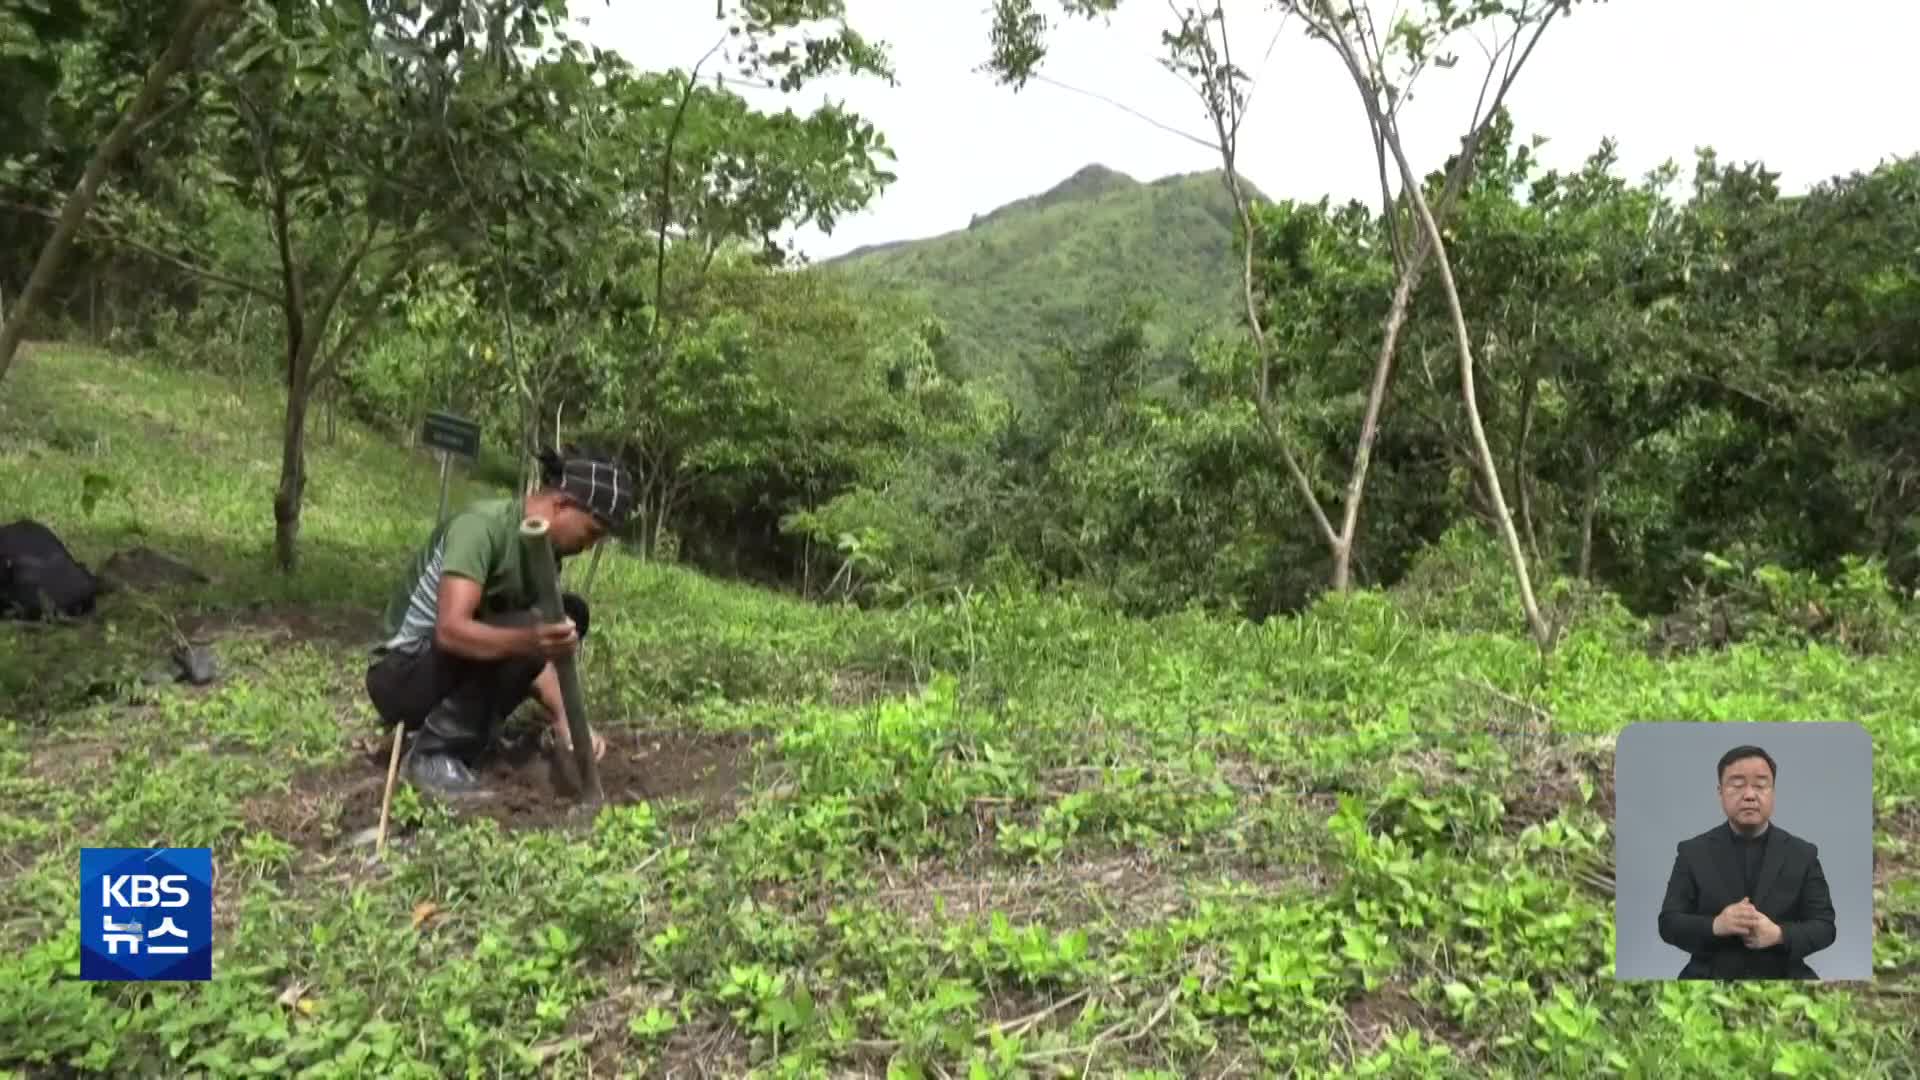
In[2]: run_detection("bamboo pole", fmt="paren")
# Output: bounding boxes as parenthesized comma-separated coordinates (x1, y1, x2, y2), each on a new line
(519, 517, 603, 804)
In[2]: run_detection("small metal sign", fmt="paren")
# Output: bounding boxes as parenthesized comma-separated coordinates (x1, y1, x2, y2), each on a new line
(421, 410, 481, 460)
(420, 410, 480, 526)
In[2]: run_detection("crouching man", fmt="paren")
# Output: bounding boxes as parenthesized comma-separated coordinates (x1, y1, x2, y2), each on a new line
(366, 449, 633, 796)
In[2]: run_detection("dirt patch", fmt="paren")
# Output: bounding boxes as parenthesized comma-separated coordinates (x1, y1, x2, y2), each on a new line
(873, 853, 1163, 928)
(868, 850, 1310, 933)
(325, 727, 758, 840)
(26, 738, 120, 787)
(1886, 804, 1920, 845)
(254, 763, 387, 852)
(1504, 760, 1615, 829)
(178, 603, 377, 650)
(470, 728, 755, 831)
(1341, 983, 1479, 1062)
(99, 546, 210, 593)
(649, 1018, 751, 1079)
(1343, 983, 1427, 1052)
(1494, 735, 1616, 831)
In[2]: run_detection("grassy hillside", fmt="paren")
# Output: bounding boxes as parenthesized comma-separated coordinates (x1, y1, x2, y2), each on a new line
(825, 165, 1250, 398)
(2, 345, 1918, 1076)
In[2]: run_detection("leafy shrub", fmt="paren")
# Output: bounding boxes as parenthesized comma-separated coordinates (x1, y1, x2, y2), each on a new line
(1654, 551, 1918, 656)
(1387, 524, 1528, 635)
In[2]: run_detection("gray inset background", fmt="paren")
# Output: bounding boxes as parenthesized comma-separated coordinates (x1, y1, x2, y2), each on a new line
(1613, 722, 1873, 981)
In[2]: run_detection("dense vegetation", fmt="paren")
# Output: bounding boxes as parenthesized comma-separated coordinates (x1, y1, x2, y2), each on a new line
(6, 2, 1916, 628)
(3, 0, 1919, 1075)
(795, 124, 1920, 624)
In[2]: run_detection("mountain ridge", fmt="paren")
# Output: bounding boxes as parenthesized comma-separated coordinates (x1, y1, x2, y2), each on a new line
(823, 162, 1261, 396)
(825, 163, 1267, 264)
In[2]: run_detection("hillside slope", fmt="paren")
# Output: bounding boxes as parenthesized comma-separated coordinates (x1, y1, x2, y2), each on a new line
(2, 345, 1917, 1074)
(825, 164, 1255, 397)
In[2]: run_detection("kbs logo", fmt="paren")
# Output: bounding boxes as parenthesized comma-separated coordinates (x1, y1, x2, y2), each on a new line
(101, 874, 191, 907)
(79, 848, 213, 981)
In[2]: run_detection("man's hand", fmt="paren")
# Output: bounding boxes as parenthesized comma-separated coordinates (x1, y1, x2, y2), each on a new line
(1712, 898, 1759, 937)
(550, 717, 607, 762)
(1743, 909, 1783, 949)
(527, 618, 579, 662)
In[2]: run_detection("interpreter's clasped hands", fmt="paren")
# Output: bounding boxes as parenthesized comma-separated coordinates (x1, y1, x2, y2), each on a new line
(1713, 897, 1783, 949)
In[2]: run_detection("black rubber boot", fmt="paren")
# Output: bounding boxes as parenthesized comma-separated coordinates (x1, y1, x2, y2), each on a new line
(402, 746, 487, 797)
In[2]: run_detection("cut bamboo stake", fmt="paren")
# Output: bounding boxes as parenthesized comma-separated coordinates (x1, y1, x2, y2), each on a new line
(520, 516, 604, 804)
(375, 722, 404, 857)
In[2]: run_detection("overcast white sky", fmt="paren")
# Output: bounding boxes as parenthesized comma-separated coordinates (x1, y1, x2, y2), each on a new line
(574, 1, 1920, 261)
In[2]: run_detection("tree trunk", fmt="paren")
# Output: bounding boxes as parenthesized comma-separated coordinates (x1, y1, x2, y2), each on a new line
(1179, 27, 1341, 570)
(1578, 492, 1597, 583)
(1393, 141, 1553, 653)
(522, 398, 541, 496)
(275, 335, 313, 572)
(1326, 538, 1353, 591)
(0, 0, 228, 386)
(263, 211, 384, 572)
(1513, 355, 1542, 567)
(650, 483, 671, 561)
(1579, 448, 1600, 581)
(1330, 258, 1425, 590)
(1228, 169, 1338, 560)
(659, 477, 681, 558)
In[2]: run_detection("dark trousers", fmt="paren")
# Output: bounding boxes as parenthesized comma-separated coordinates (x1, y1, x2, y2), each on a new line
(365, 594, 589, 760)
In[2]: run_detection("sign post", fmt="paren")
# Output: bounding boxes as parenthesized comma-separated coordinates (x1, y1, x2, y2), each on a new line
(435, 451, 451, 524)
(419, 410, 481, 527)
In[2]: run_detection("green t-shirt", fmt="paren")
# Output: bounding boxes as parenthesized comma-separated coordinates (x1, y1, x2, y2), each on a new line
(375, 497, 536, 655)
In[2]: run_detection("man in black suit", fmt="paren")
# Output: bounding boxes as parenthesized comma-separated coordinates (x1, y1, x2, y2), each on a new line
(1656, 745, 1837, 979)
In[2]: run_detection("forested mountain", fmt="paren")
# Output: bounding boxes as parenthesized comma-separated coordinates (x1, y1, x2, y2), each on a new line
(822, 164, 1255, 400)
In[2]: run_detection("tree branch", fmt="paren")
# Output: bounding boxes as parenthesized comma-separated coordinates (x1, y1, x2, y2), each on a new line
(365, 225, 442, 262)
(1373, 107, 1405, 269)
(1214, 2, 1242, 139)
(1032, 72, 1219, 152)
(310, 255, 409, 386)
(236, 86, 307, 376)
(1179, 2, 1340, 552)
(1, 201, 277, 302)
(0, 0, 237, 384)
(648, 38, 731, 352)
(307, 214, 385, 360)
(1238, 10, 1292, 124)
(1380, 64, 1555, 653)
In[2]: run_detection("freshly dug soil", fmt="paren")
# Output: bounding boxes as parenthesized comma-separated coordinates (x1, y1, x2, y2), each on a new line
(330, 727, 756, 839)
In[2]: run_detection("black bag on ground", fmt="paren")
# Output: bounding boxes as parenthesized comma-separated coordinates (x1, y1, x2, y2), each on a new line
(0, 519, 101, 620)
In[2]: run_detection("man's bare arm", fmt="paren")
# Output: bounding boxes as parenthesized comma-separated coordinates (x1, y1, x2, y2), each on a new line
(532, 661, 566, 728)
(433, 575, 538, 661)
(533, 660, 603, 758)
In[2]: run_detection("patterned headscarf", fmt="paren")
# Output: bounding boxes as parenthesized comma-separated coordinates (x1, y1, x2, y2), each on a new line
(537, 448, 635, 528)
